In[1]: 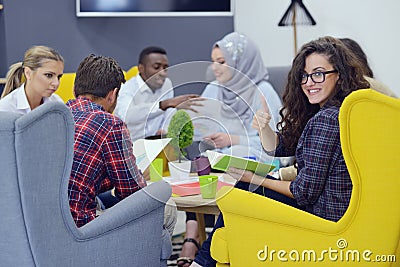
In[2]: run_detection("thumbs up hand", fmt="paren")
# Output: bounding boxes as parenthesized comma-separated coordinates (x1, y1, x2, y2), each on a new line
(252, 96, 272, 131)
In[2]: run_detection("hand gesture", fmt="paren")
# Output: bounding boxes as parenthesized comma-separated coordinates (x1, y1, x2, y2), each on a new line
(252, 96, 272, 131)
(159, 94, 204, 112)
(173, 94, 205, 112)
(203, 132, 232, 149)
(227, 167, 264, 185)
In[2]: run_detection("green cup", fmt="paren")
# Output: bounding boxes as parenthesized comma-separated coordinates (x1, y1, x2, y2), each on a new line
(199, 175, 218, 199)
(150, 158, 163, 182)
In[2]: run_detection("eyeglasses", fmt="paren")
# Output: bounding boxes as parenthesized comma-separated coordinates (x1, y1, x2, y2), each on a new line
(301, 70, 338, 85)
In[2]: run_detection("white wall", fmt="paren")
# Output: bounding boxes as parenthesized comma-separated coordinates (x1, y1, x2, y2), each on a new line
(235, 0, 400, 95)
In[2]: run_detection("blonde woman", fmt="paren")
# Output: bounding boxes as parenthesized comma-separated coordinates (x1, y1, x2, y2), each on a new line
(0, 45, 64, 113)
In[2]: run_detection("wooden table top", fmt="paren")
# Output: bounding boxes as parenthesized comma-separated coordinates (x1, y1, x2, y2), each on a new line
(169, 173, 235, 244)
(170, 173, 235, 215)
(173, 193, 216, 206)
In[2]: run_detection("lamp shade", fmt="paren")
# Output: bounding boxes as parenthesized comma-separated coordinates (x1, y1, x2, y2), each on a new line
(278, 0, 316, 55)
(278, 0, 316, 26)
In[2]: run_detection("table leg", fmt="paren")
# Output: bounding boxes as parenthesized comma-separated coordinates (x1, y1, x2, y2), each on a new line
(196, 213, 206, 245)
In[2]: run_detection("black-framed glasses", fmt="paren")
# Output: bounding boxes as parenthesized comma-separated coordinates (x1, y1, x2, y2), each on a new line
(301, 70, 338, 84)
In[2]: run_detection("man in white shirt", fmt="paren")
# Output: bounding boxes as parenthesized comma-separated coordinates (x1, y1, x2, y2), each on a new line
(114, 46, 200, 141)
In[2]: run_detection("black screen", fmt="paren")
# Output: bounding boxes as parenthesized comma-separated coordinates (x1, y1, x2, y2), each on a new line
(79, 0, 231, 13)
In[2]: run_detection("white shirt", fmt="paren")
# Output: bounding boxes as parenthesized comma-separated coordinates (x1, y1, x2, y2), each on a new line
(0, 84, 63, 114)
(114, 74, 175, 141)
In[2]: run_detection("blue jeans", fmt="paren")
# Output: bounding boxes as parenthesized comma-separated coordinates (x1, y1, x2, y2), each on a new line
(97, 190, 119, 209)
(194, 178, 302, 267)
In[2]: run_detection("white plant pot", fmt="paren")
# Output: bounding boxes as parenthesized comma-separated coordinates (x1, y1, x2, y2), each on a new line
(168, 160, 191, 179)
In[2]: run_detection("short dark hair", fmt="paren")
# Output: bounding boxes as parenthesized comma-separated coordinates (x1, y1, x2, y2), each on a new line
(74, 54, 125, 98)
(138, 46, 167, 65)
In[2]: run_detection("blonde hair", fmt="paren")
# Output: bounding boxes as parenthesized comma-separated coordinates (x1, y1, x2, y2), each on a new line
(1, 45, 64, 98)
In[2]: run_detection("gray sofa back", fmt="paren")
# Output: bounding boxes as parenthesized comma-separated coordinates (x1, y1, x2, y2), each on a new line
(0, 111, 36, 266)
(266, 65, 291, 99)
(173, 64, 291, 99)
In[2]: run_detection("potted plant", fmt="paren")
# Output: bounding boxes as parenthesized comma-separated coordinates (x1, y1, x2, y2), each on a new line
(167, 110, 194, 178)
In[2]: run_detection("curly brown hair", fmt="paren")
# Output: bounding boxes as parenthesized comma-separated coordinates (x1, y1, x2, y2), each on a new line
(277, 36, 370, 154)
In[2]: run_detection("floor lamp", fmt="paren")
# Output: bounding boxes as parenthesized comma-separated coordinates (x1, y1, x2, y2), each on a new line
(278, 0, 316, 55)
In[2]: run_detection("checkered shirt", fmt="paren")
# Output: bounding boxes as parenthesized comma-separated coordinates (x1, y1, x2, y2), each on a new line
(67, 97, 146, 227)
(277, 105, 352, 222)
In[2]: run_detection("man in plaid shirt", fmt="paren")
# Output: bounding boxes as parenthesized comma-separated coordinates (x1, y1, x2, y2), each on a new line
(66, 54, 148, 227)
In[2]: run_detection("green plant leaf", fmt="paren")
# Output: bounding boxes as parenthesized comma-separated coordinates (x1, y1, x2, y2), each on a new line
(166, 110, 194, 161)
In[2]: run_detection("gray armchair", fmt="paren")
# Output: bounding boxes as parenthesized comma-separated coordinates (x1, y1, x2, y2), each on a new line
(0, 102, 172, 266)
(266, 65, 291, 99)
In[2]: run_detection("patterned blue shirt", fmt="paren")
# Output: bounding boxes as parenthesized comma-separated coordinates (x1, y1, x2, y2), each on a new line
(276, 105, 352, 222)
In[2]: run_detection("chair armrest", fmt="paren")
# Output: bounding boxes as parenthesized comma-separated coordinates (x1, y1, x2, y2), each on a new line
(77, 181, 171, 239)
(160, 228, 173, 261)
(210, 228, 229, 264)
(217, 187, 341, 234)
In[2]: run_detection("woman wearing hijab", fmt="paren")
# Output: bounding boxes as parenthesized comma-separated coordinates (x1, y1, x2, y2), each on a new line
(200, 32, 282, 159)
(177, 32, 282, 267)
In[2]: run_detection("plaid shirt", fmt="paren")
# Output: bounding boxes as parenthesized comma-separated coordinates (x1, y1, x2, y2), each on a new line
(67, 97, 146, 227)
(277, 105, 352, 222)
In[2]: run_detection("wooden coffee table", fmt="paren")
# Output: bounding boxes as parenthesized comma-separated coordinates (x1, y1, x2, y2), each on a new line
(173, 194, 220, 244)
(171, 174, 235, 245)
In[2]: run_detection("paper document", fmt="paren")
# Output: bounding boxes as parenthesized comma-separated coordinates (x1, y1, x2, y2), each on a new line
(133, 138, 171, 171)
(186, 99, 223, 141)
(206, 150, 275, 176)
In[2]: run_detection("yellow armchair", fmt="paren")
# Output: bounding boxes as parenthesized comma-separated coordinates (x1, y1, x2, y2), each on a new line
(211, 89, 400, 266)
(56, 73, 76, 103)
(124, 66, 138, 81)
(55, 66, 138, 103)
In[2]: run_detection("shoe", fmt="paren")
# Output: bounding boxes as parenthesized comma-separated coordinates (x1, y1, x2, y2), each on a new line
(177, 238, 200, 267)
(176, 257, 193, 267)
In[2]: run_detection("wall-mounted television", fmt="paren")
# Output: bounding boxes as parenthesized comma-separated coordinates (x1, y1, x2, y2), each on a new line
(76, 0, 234, 17)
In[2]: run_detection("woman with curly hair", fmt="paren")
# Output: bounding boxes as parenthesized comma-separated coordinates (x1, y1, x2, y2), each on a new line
(190, 36, 370, 267)
(245, 35, 370, 221)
